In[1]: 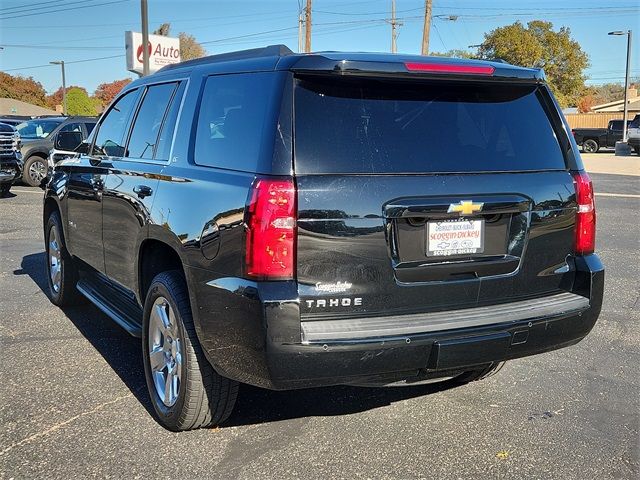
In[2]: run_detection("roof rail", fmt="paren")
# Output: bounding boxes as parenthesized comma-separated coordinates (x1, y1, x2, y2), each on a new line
(159, 44, 294, 72)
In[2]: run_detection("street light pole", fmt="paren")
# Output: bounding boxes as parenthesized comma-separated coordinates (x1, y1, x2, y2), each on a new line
(608, 30, 633, 145)
(50, 61, 66, 116)
(141, 0, 150, 76)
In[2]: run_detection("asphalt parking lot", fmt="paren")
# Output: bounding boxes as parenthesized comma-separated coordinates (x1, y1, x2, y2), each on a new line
(1, 173, 638, 479)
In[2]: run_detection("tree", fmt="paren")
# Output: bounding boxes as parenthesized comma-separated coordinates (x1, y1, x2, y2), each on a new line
(430, 49, 479, 59)
(65, 87, 98, 116)
(478, 21, 589, 107)
(94, 78, 132, 107)
(46, 85, 88, 110)
(577, 94, 596, 113)
(153, 23, 206, 61)
(0, 72, 48, 107)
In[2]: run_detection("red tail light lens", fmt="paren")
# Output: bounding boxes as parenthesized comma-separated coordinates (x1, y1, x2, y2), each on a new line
(405, 62, 495, 75)
(572, 171, 596, 255)
(245, 178, 296, 280)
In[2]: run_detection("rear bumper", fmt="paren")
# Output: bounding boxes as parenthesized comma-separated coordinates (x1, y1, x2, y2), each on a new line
(190, 254, 604, 390)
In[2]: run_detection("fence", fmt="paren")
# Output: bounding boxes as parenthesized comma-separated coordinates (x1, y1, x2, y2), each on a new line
(564, 112, 624, 129)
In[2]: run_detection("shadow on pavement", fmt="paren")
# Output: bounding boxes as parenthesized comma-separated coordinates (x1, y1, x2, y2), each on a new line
(17, 251, 459, 428)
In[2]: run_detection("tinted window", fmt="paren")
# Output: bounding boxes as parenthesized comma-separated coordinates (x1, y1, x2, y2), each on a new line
(295, 78, 566, 174)
(194, 72, 283, 172)
(155, 82, 185, 161)
(17, 119, 63, 139)
(93, 90, 138, 157)
(85, 122, 97, 135)
(59, 122, 83, 133)
(127, 82, 177, 159)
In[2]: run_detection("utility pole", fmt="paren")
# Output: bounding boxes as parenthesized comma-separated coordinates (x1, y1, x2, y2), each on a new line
(421, 0, 432, 55)
(50, 61, 66, 115)
(304, 0, 312, 53)
(141, 0, 150, 76)
(388, 0, 403, 53)
(298, 11, 304, 53)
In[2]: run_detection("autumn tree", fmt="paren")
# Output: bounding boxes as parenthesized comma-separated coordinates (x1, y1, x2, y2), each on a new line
(0, 72, 48, 107)
(478, 21, 589, 107)
(94, 78, 132, 107)
(153, 23, 207, 61)
(65, 87, 98, 116)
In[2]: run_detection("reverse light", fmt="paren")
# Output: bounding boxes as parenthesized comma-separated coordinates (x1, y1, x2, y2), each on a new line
(405, 62, 495, 75)
(572, 171, 596, 255)
(245, 178, 296, 280)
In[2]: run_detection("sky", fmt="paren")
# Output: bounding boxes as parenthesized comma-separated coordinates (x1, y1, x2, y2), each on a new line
(0, 0, 638, 95)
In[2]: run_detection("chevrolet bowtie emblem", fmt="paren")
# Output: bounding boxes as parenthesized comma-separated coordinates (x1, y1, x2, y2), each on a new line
(447, 200, 484, 216)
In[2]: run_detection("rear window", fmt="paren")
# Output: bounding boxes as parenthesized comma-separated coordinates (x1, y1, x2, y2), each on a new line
(294, 77, 566, 174)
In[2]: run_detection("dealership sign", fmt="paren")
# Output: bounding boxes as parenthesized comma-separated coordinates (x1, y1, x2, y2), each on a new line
(125, 31, 181, 74)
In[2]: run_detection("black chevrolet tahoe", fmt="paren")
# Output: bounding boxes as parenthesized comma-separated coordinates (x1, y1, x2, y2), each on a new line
(43, 45, 604, 431)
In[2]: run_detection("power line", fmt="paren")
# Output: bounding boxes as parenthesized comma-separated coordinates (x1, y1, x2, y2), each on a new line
(0, 0, 78, 12)
(3, 54, 124, 72)
(0, 0, 131, 20)
(0, 0, 106, 17)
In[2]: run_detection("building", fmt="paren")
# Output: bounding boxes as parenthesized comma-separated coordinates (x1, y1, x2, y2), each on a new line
(0, 97, 58, 117)
(591, 88, 640, 113)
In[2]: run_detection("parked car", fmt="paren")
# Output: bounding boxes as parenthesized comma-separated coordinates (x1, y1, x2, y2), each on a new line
(0, 122, 22, 197)
(17, 116, 96, 186)
(571, 119, 626, 153)
(627, 116, 640, 154)
(0, 115, 31, 128)
(43, 45, 604, 431)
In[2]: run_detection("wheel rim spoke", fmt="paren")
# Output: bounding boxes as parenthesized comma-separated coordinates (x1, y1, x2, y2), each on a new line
(148, 296, 182, 407)
(149, 347, 165, 372)
(48, 227, 62, 293)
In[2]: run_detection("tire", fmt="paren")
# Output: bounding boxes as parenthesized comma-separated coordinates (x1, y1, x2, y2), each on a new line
(142, 270, 239, 431)
(45, 211, 80, 306)
(23, 155, 47, 187)
(582, 139, 599, 153)
(455, 361, 506, 384)
(0, 183, 10, 197)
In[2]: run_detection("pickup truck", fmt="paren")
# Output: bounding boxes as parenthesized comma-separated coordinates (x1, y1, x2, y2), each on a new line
(572, 120, 625, 153)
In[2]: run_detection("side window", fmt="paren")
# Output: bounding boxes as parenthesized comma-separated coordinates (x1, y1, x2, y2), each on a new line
(59, 122, 83, 133)
(126, 82, 177, 159)
(84, 122, 97, 136)
(155, 82, 186, 161)
(93, 90, 138, 157)
(194, 72, 282, 171)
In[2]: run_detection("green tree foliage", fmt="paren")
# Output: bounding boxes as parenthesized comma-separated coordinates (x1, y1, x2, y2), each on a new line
(153, 23, 206, 61)
(478, 21, 589, 107)
(0, 72, 48, 107)
(46, 85, 88, 110)
(65, 87, 98, 116)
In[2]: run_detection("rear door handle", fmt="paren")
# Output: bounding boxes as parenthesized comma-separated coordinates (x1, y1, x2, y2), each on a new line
(133, 185, 153, 198)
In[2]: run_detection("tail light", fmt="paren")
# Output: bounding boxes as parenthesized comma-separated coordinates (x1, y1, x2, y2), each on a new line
(245, 177, 296, 280)
(405, 62, 495, 75)
(572, 171, 596, 255)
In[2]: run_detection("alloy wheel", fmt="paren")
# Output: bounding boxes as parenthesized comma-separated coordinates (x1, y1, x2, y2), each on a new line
(48, 226, 62, 293)
(148, 297, 183, 407)
(29, 159, 47, 184)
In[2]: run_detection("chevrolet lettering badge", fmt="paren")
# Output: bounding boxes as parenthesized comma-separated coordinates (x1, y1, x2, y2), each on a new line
(447, 200, 484, 216)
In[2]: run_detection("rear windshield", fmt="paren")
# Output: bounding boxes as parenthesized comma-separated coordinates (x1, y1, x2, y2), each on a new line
(294, 77, 566, 174)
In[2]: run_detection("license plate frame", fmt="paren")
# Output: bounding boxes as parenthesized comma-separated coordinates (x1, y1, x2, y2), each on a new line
(426, 219, 485, 257)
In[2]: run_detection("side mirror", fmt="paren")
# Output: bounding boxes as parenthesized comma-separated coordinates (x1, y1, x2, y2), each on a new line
(55, 131, 83, 151)
(75, 141, 90, 155)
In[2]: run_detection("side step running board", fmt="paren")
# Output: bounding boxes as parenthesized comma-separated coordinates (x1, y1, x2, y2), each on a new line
(76, 281, 143, 337)
(301, 292, 590, 343)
